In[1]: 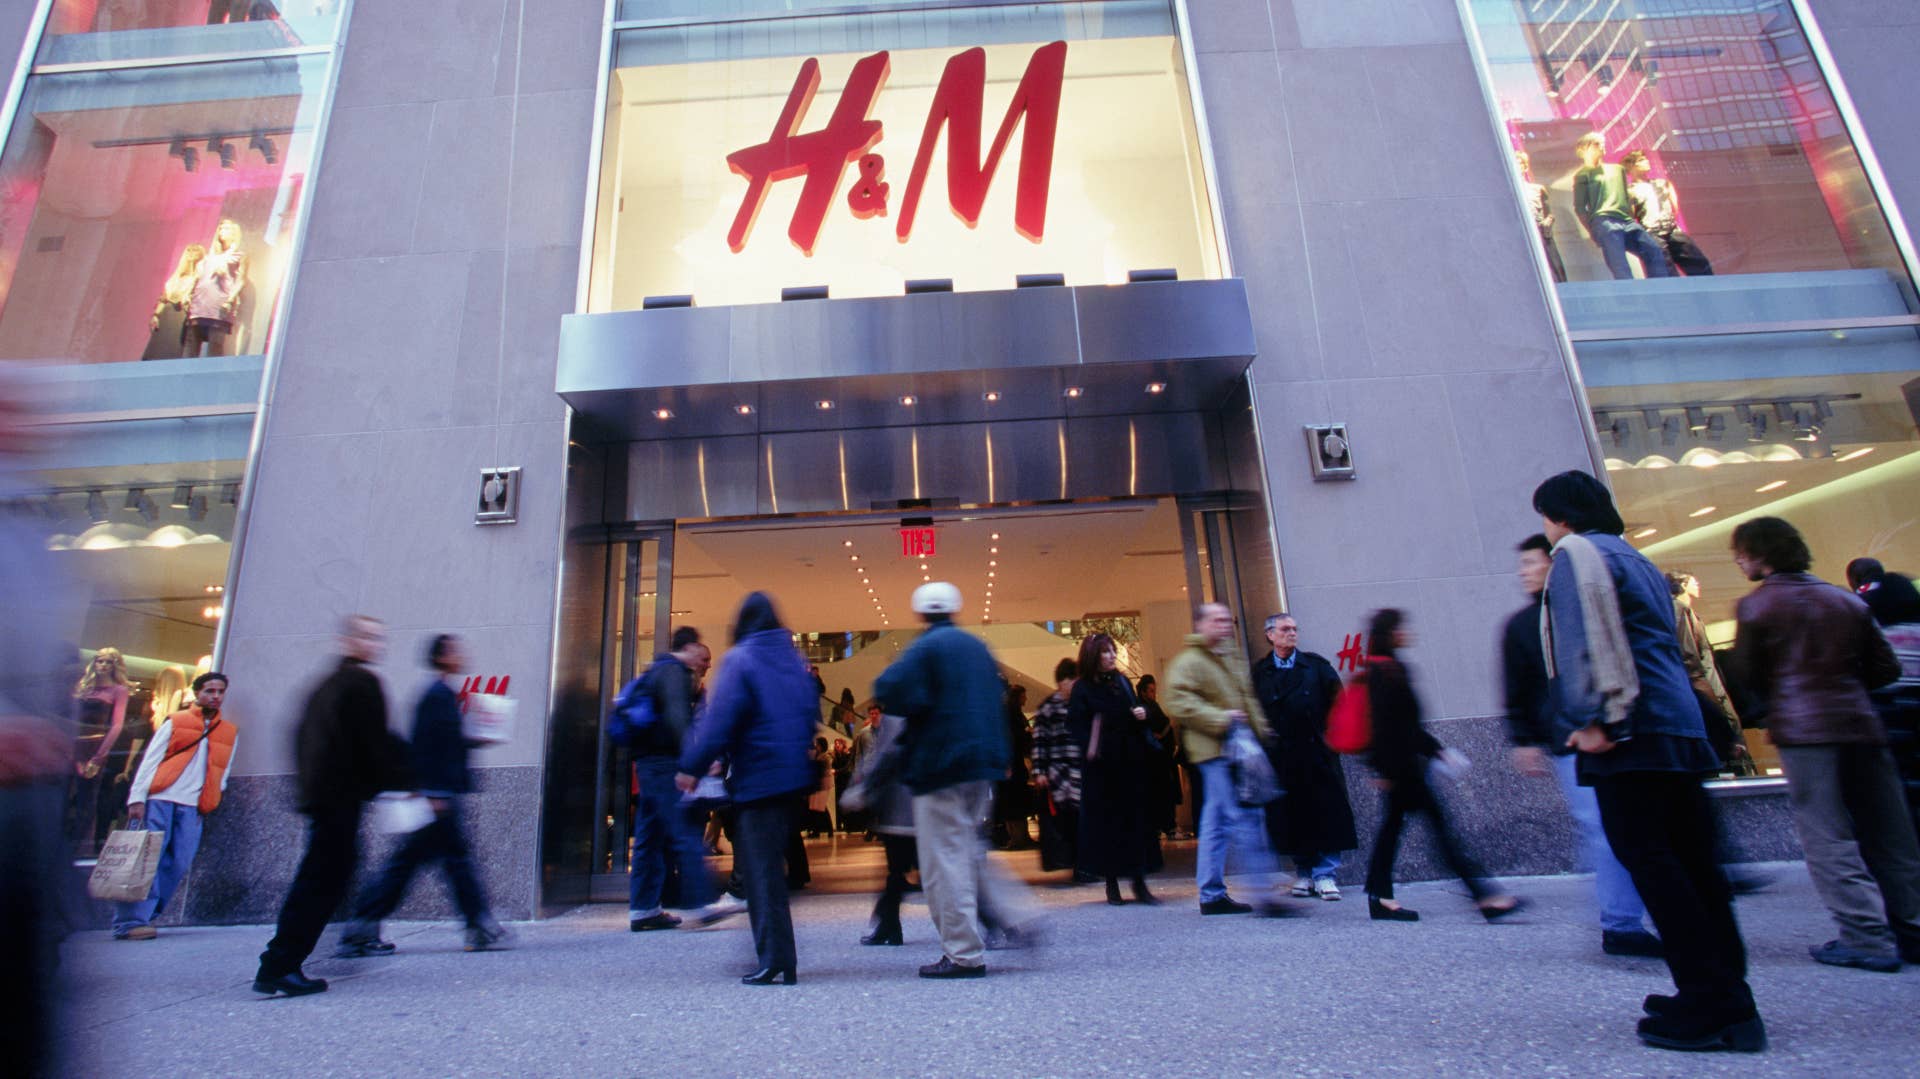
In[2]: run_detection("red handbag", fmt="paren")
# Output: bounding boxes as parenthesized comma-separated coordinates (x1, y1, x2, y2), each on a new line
(1325, 668, 1373, 755)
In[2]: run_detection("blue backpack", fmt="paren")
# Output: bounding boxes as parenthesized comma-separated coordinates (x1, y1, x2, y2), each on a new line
(606, 667, 658, 747)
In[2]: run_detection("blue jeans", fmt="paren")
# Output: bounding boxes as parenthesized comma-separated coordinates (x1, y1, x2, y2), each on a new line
(1196, 758, 1276, 903)
(1590, 216, 1674, 280)
(112, 800, 201, 934)
(629, 757, 715, 915)
(1554, 753, 1649, 933)
(1294, 852, 1340, 880)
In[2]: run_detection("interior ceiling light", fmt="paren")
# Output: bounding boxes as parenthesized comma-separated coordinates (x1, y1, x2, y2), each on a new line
(814, 399, 834, 411)
(990, 534, 1000, 541)
(982, 392, 1001, 403)
(1755, 480, 1788, 493)
(1063, 386, 1084, 399)
(1837, 447, 1875, 462)
(1146, 382, 1166, 395)
(735, 404, 754, 416)
(170, 485, 193, 509)
(653, 408, 673, 420)
(899, 395, 917, 406)
(210, 138, 236, 170)
(1633, 527, 1659, 539)
(843, 540, 853, 547)
(1688, 506, 1718, 518)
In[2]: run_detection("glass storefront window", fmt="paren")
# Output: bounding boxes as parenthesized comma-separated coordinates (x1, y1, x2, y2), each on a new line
(1465, 0, 1920, 781)
(37, 0, 345, 66)
(0, 55, 328, 366)
(589, 0, 1221, 309)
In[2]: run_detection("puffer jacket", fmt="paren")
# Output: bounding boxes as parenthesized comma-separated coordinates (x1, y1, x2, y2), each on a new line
(678, 628, 816, 803)
(873, 620, 1008, 795)
(1162, 634, 1269, 764)
(1731, 572, 1902, 745)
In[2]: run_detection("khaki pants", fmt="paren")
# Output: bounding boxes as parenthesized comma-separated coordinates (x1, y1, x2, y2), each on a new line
(1779, 744, 1920, 958)
(911, 781, 1039, 966)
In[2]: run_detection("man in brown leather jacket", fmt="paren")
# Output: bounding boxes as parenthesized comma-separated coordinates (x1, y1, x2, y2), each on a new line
(1729, 517, 1919, 972)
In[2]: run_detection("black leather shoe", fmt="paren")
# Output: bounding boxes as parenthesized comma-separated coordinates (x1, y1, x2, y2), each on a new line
(1130, 879, 1161, 906)
(1603, 930, 1665, 958)
(630, 912, 682, 932)
(1368, 897, 1419, 922)
(919, 956, 986, 979)
(1479, 897, 1528, 922)
(740, 966, 797, 985)
(253, 970, 328, 997)
(1105, 879, 1126, 905)
(1643, 993, 1680, 1016)
(333, 937, 396, 959)
(1637, 1012, 1767, 1053)
(860, 927, 903, 946)
(1200, 897, 1252, 916)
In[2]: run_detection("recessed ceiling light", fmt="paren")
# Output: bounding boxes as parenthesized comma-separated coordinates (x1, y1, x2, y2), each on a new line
(815, 399, 835, 411)
(1688, 506, 1717, 518)
(850, 555, 859, 561)
(1837, 447, 1875, 462)
(900, 395, 917, 406)
(843, 540, 853, 547)
(1755, 480, 1787, 493)
(987, 571, 995, 578)
(988, 560, 997, 567)
(983, 392, 1001, 403)
(990, 533, 1000, 540)
(1633, 527, 1658, 539)
(653, 408, 673, 420)
(922, 575, 931, 581)
(1146, 382, 1166, 394)
(1063, 386, 1084, 399)
(735, 404, 754, 415)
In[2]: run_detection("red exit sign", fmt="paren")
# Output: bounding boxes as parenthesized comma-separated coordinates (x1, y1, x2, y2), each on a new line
(900, 527, 937, 558)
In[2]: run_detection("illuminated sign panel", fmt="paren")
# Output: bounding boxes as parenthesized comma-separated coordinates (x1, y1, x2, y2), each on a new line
(589, 21, 1219, 310)
(900, 527, 938, 558)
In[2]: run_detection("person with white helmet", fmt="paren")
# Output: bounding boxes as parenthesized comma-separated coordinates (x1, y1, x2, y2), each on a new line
(873, 582, 1042, 978)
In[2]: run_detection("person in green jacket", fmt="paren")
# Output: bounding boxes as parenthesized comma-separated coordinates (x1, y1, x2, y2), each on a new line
(1572, 131, 1673, 281)
(873, 582, 1040, 979)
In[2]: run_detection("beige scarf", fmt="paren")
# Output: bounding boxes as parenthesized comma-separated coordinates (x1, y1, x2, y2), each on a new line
(1541, 533, 1640, 732)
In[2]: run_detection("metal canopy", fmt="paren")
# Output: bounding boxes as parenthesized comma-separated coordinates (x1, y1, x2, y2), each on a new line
(555, 278, 1256, 441)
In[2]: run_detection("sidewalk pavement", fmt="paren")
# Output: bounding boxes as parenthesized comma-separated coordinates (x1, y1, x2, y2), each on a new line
(53, 860, 1919, 1077)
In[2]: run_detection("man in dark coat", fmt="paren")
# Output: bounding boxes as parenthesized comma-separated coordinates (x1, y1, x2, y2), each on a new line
(1251, 613, 1356, 900)
(337, 634, 510, 956)
(254, 615, 411, 997)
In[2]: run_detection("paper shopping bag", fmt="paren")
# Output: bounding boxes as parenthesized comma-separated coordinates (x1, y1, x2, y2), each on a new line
(88, 828, 165, 902)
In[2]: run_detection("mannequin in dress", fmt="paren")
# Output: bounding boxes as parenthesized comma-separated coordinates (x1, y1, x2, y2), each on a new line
(182, 220, 247, 358)
(142, 244, 205, 361)
(1514, 150, 1567, 284)
(70, 647, 131, 855)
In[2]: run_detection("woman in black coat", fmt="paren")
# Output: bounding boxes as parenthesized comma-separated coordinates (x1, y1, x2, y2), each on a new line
(1362, 609, 1522, 923)
(1068, 633, 1163, 904)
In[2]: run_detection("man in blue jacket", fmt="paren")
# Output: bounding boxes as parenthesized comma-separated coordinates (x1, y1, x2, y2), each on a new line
(874, 582, 1039, 979)
(337, 634, 508, 957)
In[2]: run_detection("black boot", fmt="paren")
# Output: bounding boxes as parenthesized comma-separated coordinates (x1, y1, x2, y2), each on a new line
(1105, 877, 1126, 905)
(861, 921, 903, 946)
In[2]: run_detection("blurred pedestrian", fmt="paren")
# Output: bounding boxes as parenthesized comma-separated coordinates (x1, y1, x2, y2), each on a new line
(839, 710, 916, 946)
(112, 671, 237, 941)
(339, 634, 513, 955)
(1728, 517, 1918, 973)
(1069, 633, 1162, 905)
(993, 684, 1033, 850)
(1163, 603, 1292, 917)
(1505, 535, 1658, 956)
(874, 582, 1041, 979)
(1851, 568, 1920, 832)
(1535, 471, 1763, 1053)
(1362, 608, 1522, 924)
(1252, 613, 1356, 901)
(255, 615, 412, 997)
(1030, 658, 1083, 877)
(677, 593, 816, 986)
(1135, 675, 1180, 839)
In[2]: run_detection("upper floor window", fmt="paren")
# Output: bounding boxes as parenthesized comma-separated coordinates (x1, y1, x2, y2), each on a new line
(37, 0, 345, 66)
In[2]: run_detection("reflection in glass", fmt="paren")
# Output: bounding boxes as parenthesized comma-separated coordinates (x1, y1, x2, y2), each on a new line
(38, 0, 345, 65)
(0, 56, 328, 365)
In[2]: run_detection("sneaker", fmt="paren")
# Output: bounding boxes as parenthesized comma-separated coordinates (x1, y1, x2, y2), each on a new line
(116, 925, 157, 941)
(1312, 878, 1342, 901)
(1200, 896, 1253, 916)
(1808, 939, 1900, 973)
(629, 911, 683, 932)
(1603, 929, 1666, 958)
(333, 937, 397, 958)
(691, 896, 748, 927)
(465, 924, 512, 952)
(1288, 879, 1314, 898)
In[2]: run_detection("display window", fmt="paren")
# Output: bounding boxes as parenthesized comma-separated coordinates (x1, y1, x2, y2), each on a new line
(1465, 0, 1920, 781)
(0, 55, 327, 366)
(37, 0, 344, 66)
(588, 0, 1221, 310)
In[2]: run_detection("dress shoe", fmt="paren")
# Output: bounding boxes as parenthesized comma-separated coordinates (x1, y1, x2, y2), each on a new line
(1129, 878, 1161, 906)
(1368, 896, 1419, 922)
(1479, 897, 1528, 922)
(740, 966, 797, 986)
(252, 970, 328, 997)
(1643, 993, 1680, 1016)
(629, 911, 682, 932)
(1808, 939, 1900, 972)
(1199, 896, 1252, 916)
(1636, 1011, 1767, 1053)
(918, 956, 986, 979)
(465, 923, 512, 952)
(334, 937, 397, 958)
(1105, 879, 1126, 905)
(1603, 930, 1665, 958)
(860, 926, 904, 946)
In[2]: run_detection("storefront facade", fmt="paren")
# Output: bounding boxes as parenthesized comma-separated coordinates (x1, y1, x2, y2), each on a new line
(6, 0, 1915, 921)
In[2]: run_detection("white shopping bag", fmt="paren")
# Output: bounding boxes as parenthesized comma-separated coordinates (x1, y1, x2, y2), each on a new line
(372, 792, 436, 834)
(462, 693, 516, 744)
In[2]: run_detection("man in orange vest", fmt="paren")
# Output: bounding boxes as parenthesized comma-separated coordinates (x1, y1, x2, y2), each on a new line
(112, 671, 235, 940)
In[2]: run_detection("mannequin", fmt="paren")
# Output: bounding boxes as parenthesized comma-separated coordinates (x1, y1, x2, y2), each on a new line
(208, 1, 281, 24)
(1513, 150, 1567, 283)
(1667, 572, 1755, 776)
(1622, 150, 1715, 276)
(150, 665, 191, 722)
(70, 647, 132, 855)
(182, 219, 247, 358)
(141, 244, 205, 361)
(1572, 132, 1673, 280)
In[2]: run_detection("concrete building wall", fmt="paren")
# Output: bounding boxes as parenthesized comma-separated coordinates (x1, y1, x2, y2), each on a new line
(189, 0, 604, 924)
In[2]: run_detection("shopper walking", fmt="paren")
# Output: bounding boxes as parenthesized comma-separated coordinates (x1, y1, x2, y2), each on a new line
(677, 593, 816, 986)
(1534, 470, 1764, 1053)
(1163, 603, 1292, 916)
(255, 615, 412, 997)
(1728, 517, 1919, 972)
(874, 582, 1041, 979)
(1029, 658, 1083, 877)
(1251, 613, 1356, 901)
(1362, 608, 1522, 923)
(338, 634, 510, 955)
(1069, 633, 1163, 905)
(1504, 535, 1659, 956)
(839, 709, 916, 946)
(1850, 567, 1920, 831)
(112, 671, 237, 941)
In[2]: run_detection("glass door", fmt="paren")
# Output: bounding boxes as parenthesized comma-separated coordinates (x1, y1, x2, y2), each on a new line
(588, 528, 674, 900)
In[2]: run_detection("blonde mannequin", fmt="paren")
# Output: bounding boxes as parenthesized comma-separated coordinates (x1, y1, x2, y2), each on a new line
(143, 245, 205, 361)
(183, 220, 248, 357)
